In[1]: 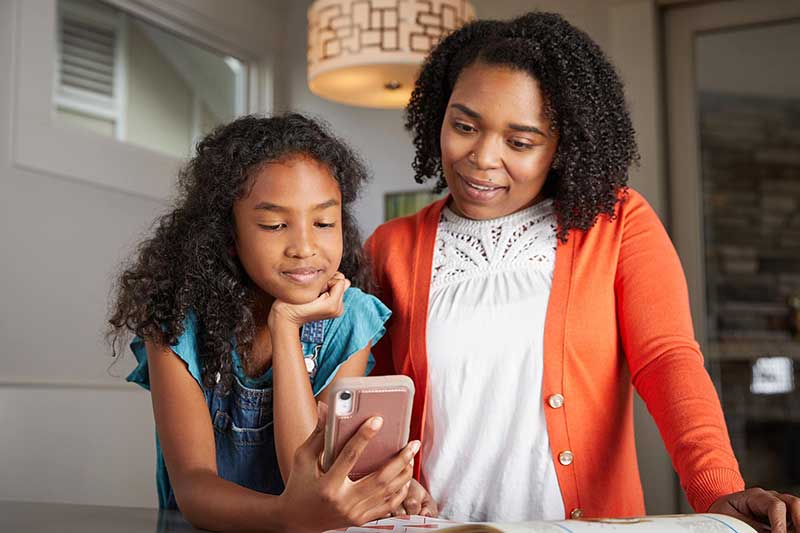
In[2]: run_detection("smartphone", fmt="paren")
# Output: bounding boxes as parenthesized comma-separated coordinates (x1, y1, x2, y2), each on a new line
(323, 375, 415, 479)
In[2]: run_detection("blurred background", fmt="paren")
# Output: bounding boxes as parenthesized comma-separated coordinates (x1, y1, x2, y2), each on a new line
(0, 0, 797, 513)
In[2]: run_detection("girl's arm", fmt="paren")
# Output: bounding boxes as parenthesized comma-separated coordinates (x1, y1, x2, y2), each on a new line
(269, 273, 368, 482)
(270, 315, 369, 482)
(147, 338, 418, 532)
(147, 338, 287, 530)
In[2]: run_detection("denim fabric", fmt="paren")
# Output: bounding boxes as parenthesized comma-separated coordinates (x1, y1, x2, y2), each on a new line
(160, 377, 282, 509)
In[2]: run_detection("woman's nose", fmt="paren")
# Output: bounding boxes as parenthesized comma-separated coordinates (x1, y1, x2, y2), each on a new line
(470, 135, 503, 170)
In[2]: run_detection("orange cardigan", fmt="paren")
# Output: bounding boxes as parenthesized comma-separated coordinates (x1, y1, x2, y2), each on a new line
(364, 189, 744, 519)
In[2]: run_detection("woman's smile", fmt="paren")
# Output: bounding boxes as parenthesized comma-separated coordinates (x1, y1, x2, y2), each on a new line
(457, 171, 507, 201)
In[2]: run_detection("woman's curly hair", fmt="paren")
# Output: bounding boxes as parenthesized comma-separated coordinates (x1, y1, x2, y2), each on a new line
(405, 12, 639, 241)
(108, 113, 372, 390)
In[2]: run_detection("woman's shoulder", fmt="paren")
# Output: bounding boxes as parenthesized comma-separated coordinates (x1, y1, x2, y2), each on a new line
(367, 197, 447, 250)
(617, 187, 656, 217)
(584, 187, 662, 235)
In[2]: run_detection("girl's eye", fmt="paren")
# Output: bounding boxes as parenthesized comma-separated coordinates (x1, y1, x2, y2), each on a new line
(258, 223, 286, 231)
(453, 122, 476, 134)
(315, 222, 336, 228)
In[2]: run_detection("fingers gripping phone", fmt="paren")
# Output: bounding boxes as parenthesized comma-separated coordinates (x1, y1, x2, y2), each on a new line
(323, 375, 415, 479)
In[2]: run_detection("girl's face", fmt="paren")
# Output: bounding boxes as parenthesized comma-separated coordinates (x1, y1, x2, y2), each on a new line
(439, 61, 558, 220)
(233, 155, 343, 306)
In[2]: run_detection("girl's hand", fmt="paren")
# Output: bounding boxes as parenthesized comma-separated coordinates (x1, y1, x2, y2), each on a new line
(279, 403, 419, 532)
(391, 478, 439, 517)
(269, 272, 351, 328)
(709, 488, 800, 533)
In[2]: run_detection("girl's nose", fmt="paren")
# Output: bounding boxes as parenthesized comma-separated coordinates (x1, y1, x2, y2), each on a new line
(285, 228, 316, 258)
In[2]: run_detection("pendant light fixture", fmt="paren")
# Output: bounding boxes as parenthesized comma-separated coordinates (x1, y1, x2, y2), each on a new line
(307, 0, 475, 108)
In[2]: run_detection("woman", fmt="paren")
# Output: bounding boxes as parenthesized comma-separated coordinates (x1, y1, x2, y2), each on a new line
(368, 11, 800, 532)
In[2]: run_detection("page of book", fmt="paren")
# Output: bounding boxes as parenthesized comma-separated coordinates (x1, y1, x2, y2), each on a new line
(322, 513, 757, 533)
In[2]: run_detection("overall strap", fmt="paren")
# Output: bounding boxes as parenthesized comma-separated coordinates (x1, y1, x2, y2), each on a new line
(300, 320, 325, 379)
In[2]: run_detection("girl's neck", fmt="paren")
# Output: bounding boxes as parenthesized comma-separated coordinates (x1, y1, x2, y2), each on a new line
(242, 290, 276, 378)
(251, 290, 276, 327)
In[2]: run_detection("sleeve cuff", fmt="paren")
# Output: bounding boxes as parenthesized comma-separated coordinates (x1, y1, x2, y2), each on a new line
(685, 467, 746, 512)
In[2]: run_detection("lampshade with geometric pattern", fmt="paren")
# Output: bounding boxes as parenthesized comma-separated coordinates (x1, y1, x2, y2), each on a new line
(307, 0, 475, 108)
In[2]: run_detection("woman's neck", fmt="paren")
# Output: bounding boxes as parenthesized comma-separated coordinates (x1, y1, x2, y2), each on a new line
(447, 192, 549, 220)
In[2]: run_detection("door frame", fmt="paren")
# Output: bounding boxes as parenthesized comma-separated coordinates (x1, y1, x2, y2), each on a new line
(665, 0, 800, 355)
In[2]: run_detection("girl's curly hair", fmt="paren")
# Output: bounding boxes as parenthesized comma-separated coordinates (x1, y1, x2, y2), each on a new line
(108, 113, 372, 390)
(405, 12, 639, 241)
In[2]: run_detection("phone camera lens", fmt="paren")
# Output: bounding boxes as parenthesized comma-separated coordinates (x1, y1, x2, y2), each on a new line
(340, 391, 352, 401)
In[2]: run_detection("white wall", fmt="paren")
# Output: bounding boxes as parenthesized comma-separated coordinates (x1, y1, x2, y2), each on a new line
(0, 0, 284, 508)
(0, 0, 162, 506)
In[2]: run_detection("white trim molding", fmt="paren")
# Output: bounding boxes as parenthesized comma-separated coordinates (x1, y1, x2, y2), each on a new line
(0, 377, 143, 391)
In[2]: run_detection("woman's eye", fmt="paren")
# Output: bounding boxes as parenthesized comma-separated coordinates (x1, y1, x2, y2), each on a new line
(258, 223, 286, 231)
(509, 139, 534, 150)
(453, 122, 475, 133)
(315, 222, 336, 228)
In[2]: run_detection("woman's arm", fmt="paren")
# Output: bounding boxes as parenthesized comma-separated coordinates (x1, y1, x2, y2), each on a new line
(614, 196, 744, 510)
(615, 194, 800, 532)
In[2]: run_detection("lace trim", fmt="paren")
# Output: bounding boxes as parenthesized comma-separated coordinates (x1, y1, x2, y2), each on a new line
(431, 200, 557, 288)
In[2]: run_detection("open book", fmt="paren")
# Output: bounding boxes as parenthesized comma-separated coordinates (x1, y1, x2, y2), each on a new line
(324, 513, 757, 532)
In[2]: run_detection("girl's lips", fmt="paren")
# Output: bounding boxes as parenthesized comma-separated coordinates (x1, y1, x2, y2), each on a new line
(458, 173, 506, 201)
(282, 268, 324, 284)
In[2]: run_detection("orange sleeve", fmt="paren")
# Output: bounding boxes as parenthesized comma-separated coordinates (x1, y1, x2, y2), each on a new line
(364, 231, 396, 376)
(615, 194, 744, 512)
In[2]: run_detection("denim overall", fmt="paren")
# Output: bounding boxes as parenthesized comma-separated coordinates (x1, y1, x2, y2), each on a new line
(162, 320, 325, 509)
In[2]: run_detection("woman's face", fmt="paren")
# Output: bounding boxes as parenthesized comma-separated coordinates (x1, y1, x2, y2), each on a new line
(439, 61, 558, 220)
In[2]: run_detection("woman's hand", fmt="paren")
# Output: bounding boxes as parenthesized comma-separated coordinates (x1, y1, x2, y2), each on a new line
(279, 403, 420, 533)
(269, 272, 350, 329)
(709, 488, 800, 533)
(391, 478, 439, 517)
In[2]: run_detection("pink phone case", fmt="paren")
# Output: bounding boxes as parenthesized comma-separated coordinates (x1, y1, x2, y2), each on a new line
(323, 375, 415, 479)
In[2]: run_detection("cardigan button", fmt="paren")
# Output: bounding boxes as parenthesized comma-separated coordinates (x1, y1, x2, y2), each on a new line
(570, 508, 583, 519)
(547, 394, 564, 408)
(558, 450, 574, 465)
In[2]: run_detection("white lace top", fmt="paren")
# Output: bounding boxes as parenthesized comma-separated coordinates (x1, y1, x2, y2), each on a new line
(422, 199, 565, 522)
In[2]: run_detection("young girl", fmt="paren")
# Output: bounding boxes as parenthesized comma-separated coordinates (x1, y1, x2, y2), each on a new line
(367, 11, 799, 532)
(108, 113, 419, 532)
